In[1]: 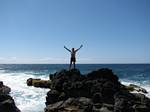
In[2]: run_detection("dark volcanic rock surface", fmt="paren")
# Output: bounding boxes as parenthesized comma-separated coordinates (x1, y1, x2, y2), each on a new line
(0, 81, 20, 112)
(45, 68, 150, 112)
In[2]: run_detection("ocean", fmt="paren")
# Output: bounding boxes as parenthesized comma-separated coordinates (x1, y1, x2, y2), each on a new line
(0, 64, 150, 112)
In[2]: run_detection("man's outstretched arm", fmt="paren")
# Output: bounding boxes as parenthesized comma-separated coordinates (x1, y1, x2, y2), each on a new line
(75, 45, 83, 52)
(64, 46, 71, 52)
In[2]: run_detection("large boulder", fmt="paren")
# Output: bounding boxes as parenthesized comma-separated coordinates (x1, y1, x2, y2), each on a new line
(0, 81, 20, 112)
(26, 78, 51, 88)
(0, 83, 11, 95)
(0, 81, 3, 88)
(0, 94, 20, 112)
(114, 91, 135, 112)
(0, 81, 10, 96)
(87, 68, 119, 83)
(45, 68, 121, 111)
(46, 90, 60, 105)
(125, 84, 148, 94)
(114, 91, 150, 112)
(45, 97, 92, 112)
(44, 68, 150, 112)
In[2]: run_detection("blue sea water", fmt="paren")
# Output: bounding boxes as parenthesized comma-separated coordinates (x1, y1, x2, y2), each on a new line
(0, 64, 150, 112)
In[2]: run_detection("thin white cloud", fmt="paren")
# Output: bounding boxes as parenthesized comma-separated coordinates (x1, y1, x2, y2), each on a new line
(0, 57, 68, 64)
(39, 57, 67, 61)
(10, 57, 17, 60)
(0, 57, 149, 64)
(0, 57, 5, 60)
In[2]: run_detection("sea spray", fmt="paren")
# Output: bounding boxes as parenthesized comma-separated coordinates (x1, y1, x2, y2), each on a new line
(121, 79, 150, 98)
(0, 71, 49, 112)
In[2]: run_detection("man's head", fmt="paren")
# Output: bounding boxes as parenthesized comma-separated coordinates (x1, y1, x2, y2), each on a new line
(72, 48, 75, 51)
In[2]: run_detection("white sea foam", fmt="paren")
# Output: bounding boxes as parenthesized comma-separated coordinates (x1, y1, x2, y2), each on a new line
(0, 70, 49, 112)
(120, 79, 150, 98)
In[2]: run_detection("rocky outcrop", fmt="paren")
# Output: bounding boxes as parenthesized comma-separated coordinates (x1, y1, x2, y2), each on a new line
(44, 68, 150, 112)
(26, 78, 51, 88)
(125, 84, 148, 94)
(0, 81, 11, 94)
(0, 81, 20, 112)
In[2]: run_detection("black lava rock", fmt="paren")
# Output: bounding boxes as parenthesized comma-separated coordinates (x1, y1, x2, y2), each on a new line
(0, 81, 20, 112)
(44, 68, 150, 112)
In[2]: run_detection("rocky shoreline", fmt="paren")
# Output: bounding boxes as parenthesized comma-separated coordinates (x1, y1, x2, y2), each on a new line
(1, 68, 150, 112)
(44, 68, 150, 112)
(0, 81, 20, 112)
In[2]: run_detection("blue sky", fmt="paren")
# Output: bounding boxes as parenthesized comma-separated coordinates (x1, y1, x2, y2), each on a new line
(0, 0, 150, 64)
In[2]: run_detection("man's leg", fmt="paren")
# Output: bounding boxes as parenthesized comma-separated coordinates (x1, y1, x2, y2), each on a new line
(73, 61, 75, 69)
(69, 60, 72, 70)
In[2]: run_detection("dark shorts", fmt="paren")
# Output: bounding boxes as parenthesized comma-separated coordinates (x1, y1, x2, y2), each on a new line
(71, 57, 76, 62)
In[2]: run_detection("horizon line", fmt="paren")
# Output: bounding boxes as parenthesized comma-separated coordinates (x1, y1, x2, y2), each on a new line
(0, 63, 150, 64)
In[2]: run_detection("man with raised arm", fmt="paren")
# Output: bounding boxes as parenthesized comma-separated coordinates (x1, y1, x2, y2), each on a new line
(64, 45, 83, 70)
